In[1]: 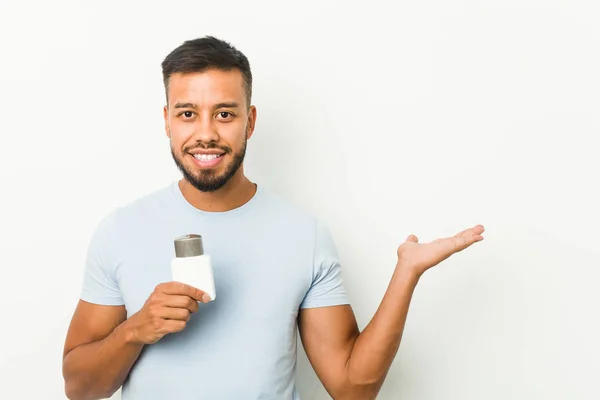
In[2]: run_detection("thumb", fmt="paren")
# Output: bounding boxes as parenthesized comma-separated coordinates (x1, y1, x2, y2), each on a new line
(406, 234, 419, 243)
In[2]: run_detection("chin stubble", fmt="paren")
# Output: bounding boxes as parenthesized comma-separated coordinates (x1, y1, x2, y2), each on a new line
(170, 137, 247, 193)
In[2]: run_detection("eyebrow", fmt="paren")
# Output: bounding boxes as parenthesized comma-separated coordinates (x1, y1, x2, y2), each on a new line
(173, 102, 240, 109)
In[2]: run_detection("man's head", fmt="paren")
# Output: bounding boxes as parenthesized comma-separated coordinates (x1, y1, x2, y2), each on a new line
(161, 36, 256, 192)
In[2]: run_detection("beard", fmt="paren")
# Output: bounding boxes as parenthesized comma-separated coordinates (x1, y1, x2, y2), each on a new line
(170, 136, 247, 193)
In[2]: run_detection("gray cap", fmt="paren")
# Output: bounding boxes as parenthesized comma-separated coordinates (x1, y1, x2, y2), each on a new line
(174, 234, 204, 257)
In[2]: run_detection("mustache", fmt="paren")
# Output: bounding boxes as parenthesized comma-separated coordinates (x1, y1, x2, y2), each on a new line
(183, 142, 231, 154)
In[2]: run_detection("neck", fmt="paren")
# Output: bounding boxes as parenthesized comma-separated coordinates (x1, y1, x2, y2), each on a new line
(178, 168, 257, 212)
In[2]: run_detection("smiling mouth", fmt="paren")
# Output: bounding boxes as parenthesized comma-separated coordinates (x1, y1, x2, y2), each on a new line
(192, 153, 224, 161)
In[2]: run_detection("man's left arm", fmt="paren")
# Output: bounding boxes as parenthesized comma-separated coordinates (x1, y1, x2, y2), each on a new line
(299, 225, 485, 399)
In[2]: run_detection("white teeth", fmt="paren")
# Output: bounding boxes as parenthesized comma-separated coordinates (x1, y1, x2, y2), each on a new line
(193, 154, 221, 161)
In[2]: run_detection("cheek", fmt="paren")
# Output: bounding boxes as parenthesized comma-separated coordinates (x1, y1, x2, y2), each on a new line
(169, 121, 195, 145)
(223, 124, 248, 146)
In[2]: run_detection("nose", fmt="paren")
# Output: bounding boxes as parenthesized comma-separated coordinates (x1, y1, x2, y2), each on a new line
(191, 114, 220, 144)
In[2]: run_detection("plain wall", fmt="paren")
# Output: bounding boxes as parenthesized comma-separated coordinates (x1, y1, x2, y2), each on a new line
(1, 0, 598, 399)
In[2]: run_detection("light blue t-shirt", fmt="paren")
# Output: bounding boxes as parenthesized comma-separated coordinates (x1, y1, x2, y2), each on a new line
(80, 181, 349, 399)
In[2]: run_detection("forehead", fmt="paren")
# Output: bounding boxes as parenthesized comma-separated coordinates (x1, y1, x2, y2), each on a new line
(167, 69, 246, 107)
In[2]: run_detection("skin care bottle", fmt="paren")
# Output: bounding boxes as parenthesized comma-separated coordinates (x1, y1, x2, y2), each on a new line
(171, 234, 216, 301)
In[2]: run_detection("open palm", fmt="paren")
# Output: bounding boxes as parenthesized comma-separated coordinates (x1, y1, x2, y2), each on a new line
(397, 225, 485, 277)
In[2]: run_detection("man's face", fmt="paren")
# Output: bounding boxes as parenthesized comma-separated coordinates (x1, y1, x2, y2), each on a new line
(164, 69, 256, 192)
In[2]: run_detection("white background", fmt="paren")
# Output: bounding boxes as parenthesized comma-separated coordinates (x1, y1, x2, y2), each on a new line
(1, 0, 599, 399)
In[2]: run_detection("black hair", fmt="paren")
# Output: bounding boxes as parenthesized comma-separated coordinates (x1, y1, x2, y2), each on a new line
(161, 36, 252, 107)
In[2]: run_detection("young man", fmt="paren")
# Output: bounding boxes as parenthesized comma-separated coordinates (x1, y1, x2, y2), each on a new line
(62, 36, 484, 400)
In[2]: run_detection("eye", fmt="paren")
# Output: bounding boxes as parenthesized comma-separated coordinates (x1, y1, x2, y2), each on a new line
(177, 110, 196, 120)
(217, 112, 233, 119)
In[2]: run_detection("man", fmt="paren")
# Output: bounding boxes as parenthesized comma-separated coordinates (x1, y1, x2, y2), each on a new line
(62, 36, 485, 400)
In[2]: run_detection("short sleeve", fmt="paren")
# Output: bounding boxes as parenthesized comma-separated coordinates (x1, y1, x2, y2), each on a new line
(300, 220, 350, 309)
(79, 211, 125, 306)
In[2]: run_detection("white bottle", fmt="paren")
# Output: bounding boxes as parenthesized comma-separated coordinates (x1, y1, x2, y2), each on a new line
(170, 234, 216, 301)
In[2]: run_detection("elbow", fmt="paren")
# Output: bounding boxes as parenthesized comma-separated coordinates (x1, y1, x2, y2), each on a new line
(62, 355, 120, 400)
(64, 381, 87, 400)
(345, 382, 381, 400)
(328, 378, 381, 400)
(340, 370, 384, 400)
(64, 383, 85, 400)
(329, 385, 380, 400)
(64, 380, 86, 400)
(63, 364, 85, 400)
(64, 377, 116, 400)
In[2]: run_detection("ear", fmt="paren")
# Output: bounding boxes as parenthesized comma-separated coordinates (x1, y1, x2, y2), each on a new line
(246, 105, 257, 140)
(163, 105, 170, 139)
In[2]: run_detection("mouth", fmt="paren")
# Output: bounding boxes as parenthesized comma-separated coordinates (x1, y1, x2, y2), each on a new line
(189, 152, 225, 169)
(193, 153, 223, 161)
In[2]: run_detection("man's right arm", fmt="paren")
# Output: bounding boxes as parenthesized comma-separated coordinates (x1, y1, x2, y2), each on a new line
(62, 300, 143, 400)
(62, 282, 206, 400)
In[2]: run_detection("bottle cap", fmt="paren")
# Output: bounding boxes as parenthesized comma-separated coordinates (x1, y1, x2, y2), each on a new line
(174, 234, 204, 257)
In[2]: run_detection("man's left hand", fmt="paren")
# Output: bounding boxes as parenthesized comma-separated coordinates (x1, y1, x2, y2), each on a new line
(396, 225, 485, 278)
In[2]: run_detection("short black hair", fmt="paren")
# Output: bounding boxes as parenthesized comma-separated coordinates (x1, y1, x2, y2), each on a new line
(161, 36, 252, 107)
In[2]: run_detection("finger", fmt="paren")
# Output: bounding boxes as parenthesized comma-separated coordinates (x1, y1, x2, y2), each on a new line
(453, 236, 470, 251)
(452, 233, 483, 251)
(471, 224, 485, 235)
(162, 319, 187, 334)
(159, 282, 207, 302)
(455, 224, 485, 238)
(163, 295, 200, 313)
(157, 307, 191, 321)
(406, 234, 419, 243)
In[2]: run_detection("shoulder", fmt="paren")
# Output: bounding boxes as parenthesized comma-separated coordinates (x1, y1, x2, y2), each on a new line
(257, 186, 321, 229)
(256, 186, 335, 247)
(93, 182, 176, 236)
(118, 182, 176, 218)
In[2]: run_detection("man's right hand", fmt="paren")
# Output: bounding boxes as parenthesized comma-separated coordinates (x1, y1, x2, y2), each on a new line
(125, 281, 209, 345)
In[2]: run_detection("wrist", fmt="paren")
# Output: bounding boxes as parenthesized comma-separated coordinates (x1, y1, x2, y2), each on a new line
(117, 315, 141, 346)
(393, 261, 421, 286)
